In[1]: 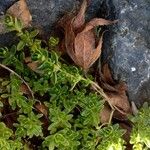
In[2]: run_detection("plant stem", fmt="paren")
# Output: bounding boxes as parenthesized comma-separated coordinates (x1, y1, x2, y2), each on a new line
(0, 64, 34, 100)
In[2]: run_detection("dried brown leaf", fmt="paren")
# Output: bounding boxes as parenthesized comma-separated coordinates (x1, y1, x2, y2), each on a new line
(64, 19, 77, 62)
(60, 0, 131, 116)
(99, 63, 131, 114)
(60, 0, 117, 70)
(24, 57, 32, 63)
(20, 83, 34, 100)
(102, 63, 116, 85)
(20, 83, 30, 95)
(24, 57, 41, 73)
(74, 29, 95, 69)
(7, 0, 32, 27)
(72, 17, 116, 70)
(27, 62, 39, 72)
(106, 89, 130, 113)
(35, 103, 48, 117)
(72, 0, 87, 29)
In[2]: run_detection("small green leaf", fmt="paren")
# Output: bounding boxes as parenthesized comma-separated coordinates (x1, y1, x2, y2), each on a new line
(0, 101, 3, 108)
(5, 15, 14, 27)
(1, 94, 9, 98)
(0, 47, 8, 58)
(14, 17, 23, 32)
(30, 30, 39, 38)
(51, 72, 57, 84)
(31, 53, 41, 61)
(0, 122, 13, 139)
(54, 133, 69, 146)
(10, 45, 17, 56)
(1, 81, 10, 86)
(49, 37, 59, 47)
(17, 41, 25, 51)
(51, 51, 59, 63)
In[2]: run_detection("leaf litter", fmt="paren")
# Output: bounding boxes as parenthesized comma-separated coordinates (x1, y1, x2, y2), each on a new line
(59, 0, 131, 122)
(59, 0, 117, 70)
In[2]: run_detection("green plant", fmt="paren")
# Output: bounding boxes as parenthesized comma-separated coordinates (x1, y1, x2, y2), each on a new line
(97, 124, 125, 150)
(0, 15, 149, 150)
(0, 122, 23, 150)
(130, 103, 150, 150)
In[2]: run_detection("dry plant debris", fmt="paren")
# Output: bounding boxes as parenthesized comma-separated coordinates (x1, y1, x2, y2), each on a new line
(59, 0, 130, 121)
(59, 0, 117, 70)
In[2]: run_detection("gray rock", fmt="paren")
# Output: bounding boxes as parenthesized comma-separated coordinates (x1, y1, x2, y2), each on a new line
(26, 0, 103, 33)
(26, 0, 79, 33)
(0, 0, 18, 15)
(102, 0, 150, 107)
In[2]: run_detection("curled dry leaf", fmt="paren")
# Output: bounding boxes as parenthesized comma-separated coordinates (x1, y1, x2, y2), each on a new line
(25, 57, 41, 73)
(20, 83, 30, 95)
(106, 82, 131, 114)
(35, 102, 48, 117)
(107, 92, 129, 113)
(99, 63, 131, 117)
(27, 62, 39, 72)
(60, 0, 117, 70)
(7, 0, 32, 27)
(101, 63, 116, 86)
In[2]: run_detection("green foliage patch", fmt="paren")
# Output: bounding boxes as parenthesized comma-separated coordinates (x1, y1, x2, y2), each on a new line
(0, 16, 149, 150)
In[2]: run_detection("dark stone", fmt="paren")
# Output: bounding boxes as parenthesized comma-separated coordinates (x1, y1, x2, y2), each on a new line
(26, 0, 103, 33)
(101, 0, 150, 107)
(0, 32, 17, 47)
(26, 0, 79, 33)
(0, 0, 18, 15)
(0, 0, 149, 107)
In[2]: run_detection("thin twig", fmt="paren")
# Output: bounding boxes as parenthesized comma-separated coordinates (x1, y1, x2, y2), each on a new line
(98, 110, 115, 129)
(0, 64, 34, 100)
(108, 109, 115, 124)
(90, 81, 128, 115)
